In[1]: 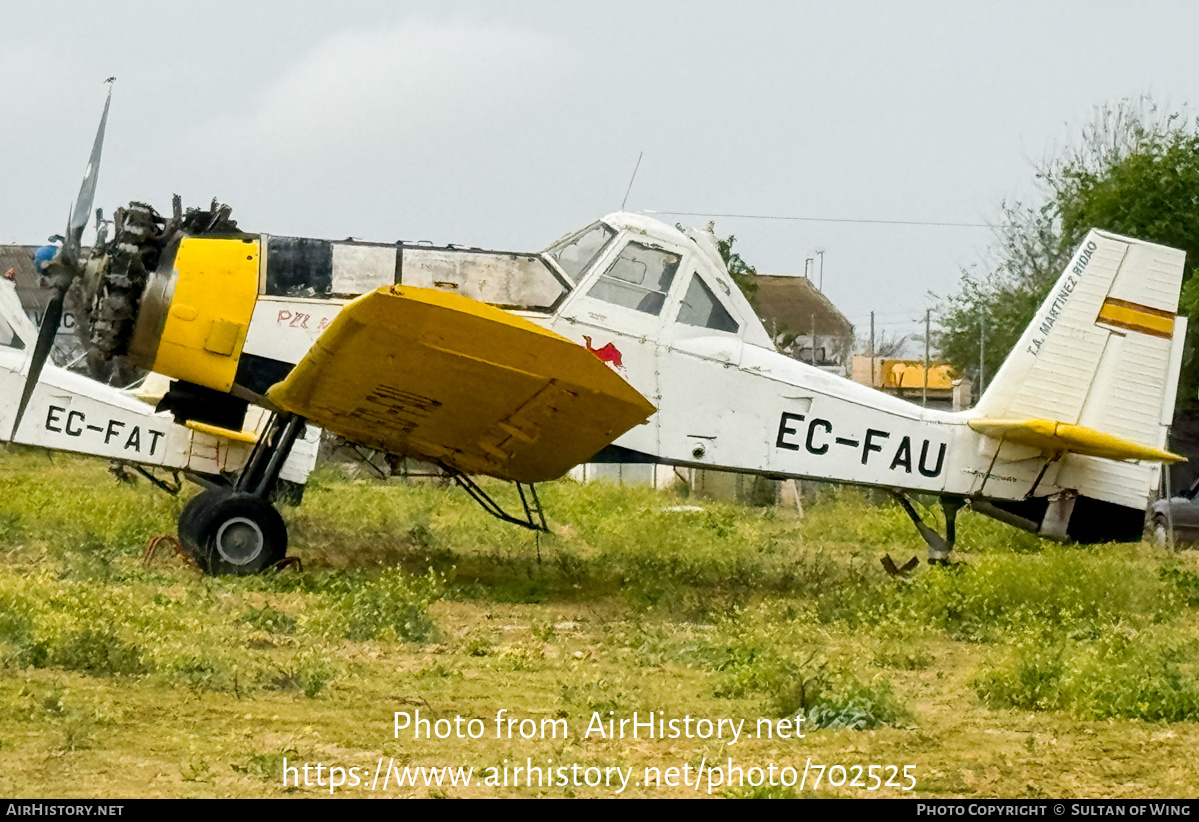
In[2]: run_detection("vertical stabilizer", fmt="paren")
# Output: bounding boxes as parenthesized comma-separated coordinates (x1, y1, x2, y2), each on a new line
(971, 229, 1187, 537)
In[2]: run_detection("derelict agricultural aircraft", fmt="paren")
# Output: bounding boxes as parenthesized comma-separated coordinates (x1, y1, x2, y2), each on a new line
(2, 85, 1189, 574)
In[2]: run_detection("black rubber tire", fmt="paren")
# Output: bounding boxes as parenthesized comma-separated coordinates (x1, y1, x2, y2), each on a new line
(178, 489, 288, 576)
(178, 487, 227, 550)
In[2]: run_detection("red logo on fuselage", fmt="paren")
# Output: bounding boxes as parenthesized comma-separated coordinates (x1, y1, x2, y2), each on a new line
(582, 335, 624, 369)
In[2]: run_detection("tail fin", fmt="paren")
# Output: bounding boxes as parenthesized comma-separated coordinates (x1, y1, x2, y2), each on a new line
(971, 229, 1187, 537)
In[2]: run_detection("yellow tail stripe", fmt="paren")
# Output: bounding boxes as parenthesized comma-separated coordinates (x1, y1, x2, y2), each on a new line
(1097, 297, 1175, 339)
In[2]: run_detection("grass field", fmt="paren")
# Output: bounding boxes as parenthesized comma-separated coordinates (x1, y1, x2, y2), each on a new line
(2, 445, 1199, 799)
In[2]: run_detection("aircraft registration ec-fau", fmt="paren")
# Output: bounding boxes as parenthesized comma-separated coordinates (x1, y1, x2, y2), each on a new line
(4, 89, 1188, 573)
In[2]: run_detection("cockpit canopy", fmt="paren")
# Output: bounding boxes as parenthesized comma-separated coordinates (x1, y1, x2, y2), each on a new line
(541, 214, 771, 347)
(545, 222, 616, 284)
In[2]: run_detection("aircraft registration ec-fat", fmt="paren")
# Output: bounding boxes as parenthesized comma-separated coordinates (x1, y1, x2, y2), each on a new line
(3, 85, 1188, 574)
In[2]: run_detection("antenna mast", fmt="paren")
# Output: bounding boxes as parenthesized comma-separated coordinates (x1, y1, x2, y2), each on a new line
(620, 151, 644, 211)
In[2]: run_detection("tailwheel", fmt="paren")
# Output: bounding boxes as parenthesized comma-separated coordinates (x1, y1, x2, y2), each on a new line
(178, 488, 288, 575)
(891, 492, 965, 565)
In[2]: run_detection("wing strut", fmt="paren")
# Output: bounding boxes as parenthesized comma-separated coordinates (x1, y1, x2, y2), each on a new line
(1024, 452, 1064, 500)
(442, 465, 549, 532)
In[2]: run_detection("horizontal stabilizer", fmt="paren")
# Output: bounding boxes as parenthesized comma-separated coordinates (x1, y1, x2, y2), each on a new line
(968, 417, 1186, 463)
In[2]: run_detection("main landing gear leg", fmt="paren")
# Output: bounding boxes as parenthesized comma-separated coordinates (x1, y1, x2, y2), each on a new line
(891, 493, 965, 565)
(178, 413, 306, 575)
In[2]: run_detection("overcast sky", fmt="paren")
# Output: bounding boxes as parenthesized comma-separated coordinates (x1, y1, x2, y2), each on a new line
(2, 0, 1197, 341)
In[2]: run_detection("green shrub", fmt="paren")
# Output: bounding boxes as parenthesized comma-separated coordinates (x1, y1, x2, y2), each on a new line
(168, 655, 231, 694)
(47, 626, 147, 676)
(973, 627, 1199, 722)
(330, 568, 444, 642)
(270, 650, 337, 697)
(0, 510, 22, 545)
(902, 547, 1172, 638)
(804, 673, 909, 730)
(234, 746, 300, 781)
(973, 639, 1068, 711)
(239, 605, 297, 635)
(460, 629, 496, 657)
(1159, 566, 1199, 608)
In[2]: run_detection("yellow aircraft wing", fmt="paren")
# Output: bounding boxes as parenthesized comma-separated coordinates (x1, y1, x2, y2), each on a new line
(968, 418, 1185, 463)
(267, 286, 656, 483)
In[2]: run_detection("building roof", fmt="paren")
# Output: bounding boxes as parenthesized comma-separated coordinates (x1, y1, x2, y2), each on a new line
(747, 273, 853, 340)
(0, 245, 45, 312)
(1, 244, 88, 364)
(1, 244, 94, 318)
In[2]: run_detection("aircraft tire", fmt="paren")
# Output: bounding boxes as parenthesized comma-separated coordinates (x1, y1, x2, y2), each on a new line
(178, 489, 288, 575)
(1152, 516, 1172, 549)
(178, 488, 222, 550)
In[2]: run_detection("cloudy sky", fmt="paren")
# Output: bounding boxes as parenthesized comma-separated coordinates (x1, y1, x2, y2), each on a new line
(2, 0, 1196, 341)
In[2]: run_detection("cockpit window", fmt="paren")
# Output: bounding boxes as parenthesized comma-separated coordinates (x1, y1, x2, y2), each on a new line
(0, 317, 19, 350)
(587, 242, 680, 315)
(677, 274, 739, 333)
(546, 223, 616, 283)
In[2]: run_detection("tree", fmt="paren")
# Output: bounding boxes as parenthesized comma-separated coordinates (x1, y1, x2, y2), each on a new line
(676, 220, 757, 306)
(938, 200, 1066, 390)
(858, 329, 916, 359)
(938, 99, 1199, 406)
(677, 221, 760, 307)
(714, 231, 760, 308)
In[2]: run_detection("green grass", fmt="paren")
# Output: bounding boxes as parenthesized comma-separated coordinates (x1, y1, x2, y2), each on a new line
(2, 447, 1199, 797)
(973, 625, 1199, 721)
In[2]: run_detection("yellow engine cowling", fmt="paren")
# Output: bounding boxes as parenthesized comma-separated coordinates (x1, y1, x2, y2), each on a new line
(129, 235, 260, 392)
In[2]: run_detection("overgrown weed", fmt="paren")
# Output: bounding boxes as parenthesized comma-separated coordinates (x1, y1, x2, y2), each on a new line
(901, 546, 1173, 639)
(974, 626, 1199, 721)
(5, 446, 1199, 781)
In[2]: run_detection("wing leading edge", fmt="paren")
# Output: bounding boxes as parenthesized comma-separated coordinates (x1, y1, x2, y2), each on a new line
(267, 286, 656, 483)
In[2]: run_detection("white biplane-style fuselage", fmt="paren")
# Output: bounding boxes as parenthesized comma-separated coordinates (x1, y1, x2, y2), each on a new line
(4, 87, 1187, 573)
(0, 278, 318, 490)
(8, 210, 1186, 565)
(538, 214, 1186, 550)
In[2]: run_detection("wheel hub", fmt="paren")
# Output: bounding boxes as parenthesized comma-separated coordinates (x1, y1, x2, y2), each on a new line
(215, 517, 264, 566)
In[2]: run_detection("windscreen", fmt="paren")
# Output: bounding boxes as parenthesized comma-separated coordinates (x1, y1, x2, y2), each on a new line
(545, 222, 616, 283)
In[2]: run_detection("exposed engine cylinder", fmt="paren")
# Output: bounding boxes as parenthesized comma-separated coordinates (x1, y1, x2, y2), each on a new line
(70, 197, 243, 383)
